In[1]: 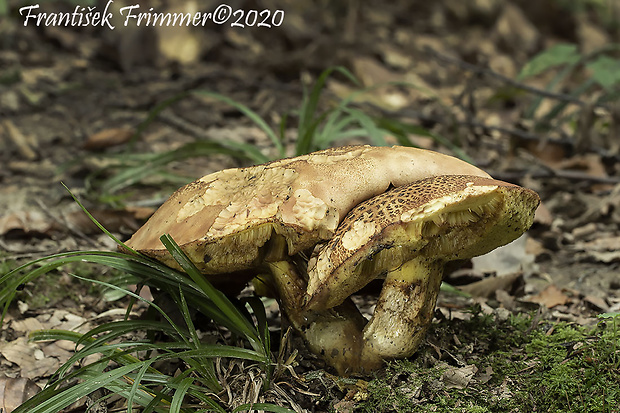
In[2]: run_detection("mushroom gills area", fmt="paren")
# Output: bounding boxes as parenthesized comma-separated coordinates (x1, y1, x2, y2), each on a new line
(399, 190, 502, 255)
(182, 223, 311, 275)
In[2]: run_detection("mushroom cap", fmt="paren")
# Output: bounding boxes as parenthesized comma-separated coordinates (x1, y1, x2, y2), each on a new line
(124, 146, 490, 276)
(305, 175, 540, 311)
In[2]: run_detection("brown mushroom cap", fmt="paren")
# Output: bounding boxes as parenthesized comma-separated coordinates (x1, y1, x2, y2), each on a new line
(124, 146, 490, 276)
(305, 175, 540, 311)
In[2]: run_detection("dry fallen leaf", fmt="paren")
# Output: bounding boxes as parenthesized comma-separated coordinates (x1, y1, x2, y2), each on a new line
(583, 295, 609, 312)
(83, 127, 134, 150)
(459, 272, 523, 299)
(472, 234, 533, 276)
(441, 363, 478, 389)
(528, 284, 570, 308)
(0, 377, 41, 413)
(0, 337, 59, 378)
(2, 120, 38, 161)
(0, 211, 57, 237)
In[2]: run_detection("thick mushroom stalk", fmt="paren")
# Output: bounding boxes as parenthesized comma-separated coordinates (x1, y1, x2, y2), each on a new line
(303, 175, 540, 374)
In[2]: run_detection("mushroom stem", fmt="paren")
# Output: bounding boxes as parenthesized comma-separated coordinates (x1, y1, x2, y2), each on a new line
(266, 260, 372, 375)
(299, 299, 369, 375)
(361, 257, 443, 363)
(265, 261, 307, 317)
(267, 255, 445, 374)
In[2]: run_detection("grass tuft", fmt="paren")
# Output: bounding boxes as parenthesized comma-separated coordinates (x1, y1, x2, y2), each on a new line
(1, 189, 295, 412)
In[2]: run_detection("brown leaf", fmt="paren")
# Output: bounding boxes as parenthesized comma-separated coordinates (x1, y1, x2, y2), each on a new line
(0, 211, 56, 237)
(522, 140, 567, 167)
(558, 154, 608, 179)
(459, 272, 523, 299)
(0, 337, 59, 378)
(83, 128, 134, 150)
(2, 120, 38, 161)
(583, 295, 609, 312)
(493, 2, 540, 55)
(528, 284, 570, 308)
(0, 377, 41, 413)
(441, 363, 478, 389)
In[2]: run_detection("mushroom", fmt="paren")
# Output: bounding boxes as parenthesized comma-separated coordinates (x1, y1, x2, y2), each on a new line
(125, 145, 489, 278)
(123, 145, 538, 375)
(302, 174, 540, 373)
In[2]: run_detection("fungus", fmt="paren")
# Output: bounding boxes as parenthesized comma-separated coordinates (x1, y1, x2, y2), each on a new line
(125, 145, 489, 278)
(123, 146, 538, 375)
(304, 175, 540, 372)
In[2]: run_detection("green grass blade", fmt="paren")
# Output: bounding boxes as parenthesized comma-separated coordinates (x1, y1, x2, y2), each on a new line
(100, 140, 257, 194)
(537, 78, 596, 130)
(340, 107, 387, 146)
(13, 362, 146, 413)
(374, 117, 475, 163)
(70, 272, 192, 343)
(127, 92, 190, 151)
(127, 360, 155, 413)
(170, 377, 194, 413)
(159, 234, 265, 353)
(172, 287, 220, 390)
(192, 90, 283, 158)
(523, 61, 578, 120)
(296, 66, 359, 155)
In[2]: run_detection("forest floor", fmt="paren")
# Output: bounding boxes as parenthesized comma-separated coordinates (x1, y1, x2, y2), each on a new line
(1, 0, 619, 412)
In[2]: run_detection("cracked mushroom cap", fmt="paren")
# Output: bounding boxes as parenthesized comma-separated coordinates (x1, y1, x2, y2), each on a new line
(124, 146, 490, 275)
(305, 175, 540, 311)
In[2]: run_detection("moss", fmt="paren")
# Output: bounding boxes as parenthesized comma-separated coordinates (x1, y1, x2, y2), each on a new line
(354, 310, 620, 413)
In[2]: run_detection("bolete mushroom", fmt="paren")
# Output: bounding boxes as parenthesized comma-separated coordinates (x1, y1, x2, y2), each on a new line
(123, 145, 538, 375)
(303, 174, 540, 372)
(125, 145, 488, 277)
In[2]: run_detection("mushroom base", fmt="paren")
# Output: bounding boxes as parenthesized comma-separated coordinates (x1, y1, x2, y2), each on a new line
(267, 257, 443, 375)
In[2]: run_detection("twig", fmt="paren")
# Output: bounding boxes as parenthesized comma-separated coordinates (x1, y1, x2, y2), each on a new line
(2, 120, 38, 160)
(382, 106, 574, 146)
(158, 109, 212, 140)
(492, 169, 620, 185)
(423, 46, 612, 111)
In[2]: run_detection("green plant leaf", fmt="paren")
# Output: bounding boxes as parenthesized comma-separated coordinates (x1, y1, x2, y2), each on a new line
(99, 140, 257, 194)
(374, 117, 475, 164)
(518, 43, 581, 80)
(192, 90, 283, 158)
(296, 66, 359, 155)
(586, 56, 620, 91)
(170, 377, 194, 413)
(158, 235, 266, 356)
(13, 362, 146, 413)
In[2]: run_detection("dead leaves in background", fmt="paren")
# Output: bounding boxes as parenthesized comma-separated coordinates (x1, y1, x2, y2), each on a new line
(0, 206, 145, 251)
(0, 377, 41, 413)
(83, 127, 135, 151)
